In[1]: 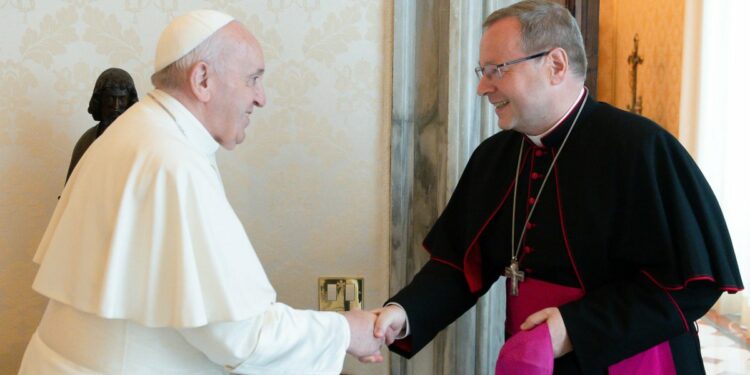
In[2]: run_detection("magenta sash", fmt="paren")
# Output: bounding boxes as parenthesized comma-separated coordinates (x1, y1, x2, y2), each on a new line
(499, 277, 677, 375)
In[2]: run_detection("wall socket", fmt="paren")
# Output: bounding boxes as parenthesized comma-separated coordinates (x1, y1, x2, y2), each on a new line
(318, 277, 364, 311)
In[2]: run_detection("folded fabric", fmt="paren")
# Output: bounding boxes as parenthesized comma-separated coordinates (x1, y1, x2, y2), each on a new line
(496, 322, 554, 375)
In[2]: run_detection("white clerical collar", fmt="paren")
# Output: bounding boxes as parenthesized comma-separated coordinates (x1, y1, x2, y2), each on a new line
(147, 89, 220, 157)
(527, 87, 587, 147)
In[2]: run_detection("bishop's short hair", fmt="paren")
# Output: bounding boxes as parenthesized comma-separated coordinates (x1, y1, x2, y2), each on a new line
(483, 0, 587, 79)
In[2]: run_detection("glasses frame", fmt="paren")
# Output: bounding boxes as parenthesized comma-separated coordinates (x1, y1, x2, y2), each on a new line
(474, 50, 551, 80)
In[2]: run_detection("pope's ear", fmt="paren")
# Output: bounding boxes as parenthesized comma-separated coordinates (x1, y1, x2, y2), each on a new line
(547, 48, 569, 85)
(188, 61, 211, 102)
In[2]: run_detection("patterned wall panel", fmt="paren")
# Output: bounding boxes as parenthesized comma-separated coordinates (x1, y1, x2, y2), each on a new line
(597, 0, 685, 136)
(0, 1, 391, 374)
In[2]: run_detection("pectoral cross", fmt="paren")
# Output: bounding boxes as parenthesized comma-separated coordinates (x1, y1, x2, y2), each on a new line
(504, 260, 525, 296)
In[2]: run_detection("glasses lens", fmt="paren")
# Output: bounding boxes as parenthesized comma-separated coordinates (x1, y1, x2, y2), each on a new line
(475, 65, 503, 79)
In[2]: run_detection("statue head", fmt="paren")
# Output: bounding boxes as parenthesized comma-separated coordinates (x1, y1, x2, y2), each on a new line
(88, 68, 139, 123)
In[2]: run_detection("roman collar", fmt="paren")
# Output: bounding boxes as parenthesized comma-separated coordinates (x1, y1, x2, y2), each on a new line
(526, 87, 588, 148)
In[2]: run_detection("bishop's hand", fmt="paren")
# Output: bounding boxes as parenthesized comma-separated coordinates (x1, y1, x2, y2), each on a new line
(520, 307, 573, 358)
(373, 304, 407, 346)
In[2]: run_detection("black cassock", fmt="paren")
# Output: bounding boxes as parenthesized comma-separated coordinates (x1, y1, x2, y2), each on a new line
(388, 94, 743, 374)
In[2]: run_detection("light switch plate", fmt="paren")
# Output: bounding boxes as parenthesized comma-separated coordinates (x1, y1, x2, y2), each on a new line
(318, 277, 364, 311)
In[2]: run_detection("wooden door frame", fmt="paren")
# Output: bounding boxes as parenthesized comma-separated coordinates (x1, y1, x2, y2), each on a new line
(566, 0, 599, 98)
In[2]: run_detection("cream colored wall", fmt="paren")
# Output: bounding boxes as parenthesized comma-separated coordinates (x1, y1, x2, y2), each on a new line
(597, 0, 685, 136)
(0, 1, 391, 374)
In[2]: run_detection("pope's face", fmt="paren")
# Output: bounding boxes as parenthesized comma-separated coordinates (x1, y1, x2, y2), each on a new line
(209, 24, 266, 150)
(476, 17, 550, 135)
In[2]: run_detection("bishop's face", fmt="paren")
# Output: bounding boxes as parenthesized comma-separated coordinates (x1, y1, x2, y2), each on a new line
(476, 17, 551, 135)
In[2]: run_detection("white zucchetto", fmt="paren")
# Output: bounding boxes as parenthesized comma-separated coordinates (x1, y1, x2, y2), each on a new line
(154, 9, 234, 72)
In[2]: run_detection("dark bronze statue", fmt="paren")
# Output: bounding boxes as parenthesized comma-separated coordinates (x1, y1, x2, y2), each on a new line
(65, 68, 138, 183)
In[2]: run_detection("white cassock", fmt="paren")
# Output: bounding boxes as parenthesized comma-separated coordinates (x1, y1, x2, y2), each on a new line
(19, 89, 349, 375)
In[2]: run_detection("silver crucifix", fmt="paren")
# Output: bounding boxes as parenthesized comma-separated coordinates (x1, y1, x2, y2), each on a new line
(504, 260, 525, 296)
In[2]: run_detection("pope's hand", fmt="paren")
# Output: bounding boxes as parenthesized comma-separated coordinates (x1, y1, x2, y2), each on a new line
(342, 309, 384, 363)
(373, 304, 407, 345)
(520, 307, 572, 358)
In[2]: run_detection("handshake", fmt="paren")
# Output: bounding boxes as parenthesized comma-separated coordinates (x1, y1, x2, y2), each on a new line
(342, 305, 408, 363)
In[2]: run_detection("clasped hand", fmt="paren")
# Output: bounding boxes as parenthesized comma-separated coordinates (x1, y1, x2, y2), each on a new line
(343, 305, 408, 363)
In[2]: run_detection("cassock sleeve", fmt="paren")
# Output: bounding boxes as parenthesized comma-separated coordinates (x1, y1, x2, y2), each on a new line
(179, 303, 349, 375)
(387, 260, 480, 357)
(559, 128, 739, 373)
(387, 136, 509, 357)
(560, 277, 719, 372)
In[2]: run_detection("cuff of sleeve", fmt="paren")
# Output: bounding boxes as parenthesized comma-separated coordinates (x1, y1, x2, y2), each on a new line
(339, 312, 351, 353)
(384, 302, 410, 339)
(228, 305, 348, 374)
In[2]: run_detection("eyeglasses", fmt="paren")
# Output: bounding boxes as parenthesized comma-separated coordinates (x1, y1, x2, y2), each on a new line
(474, 51, 550, 80)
